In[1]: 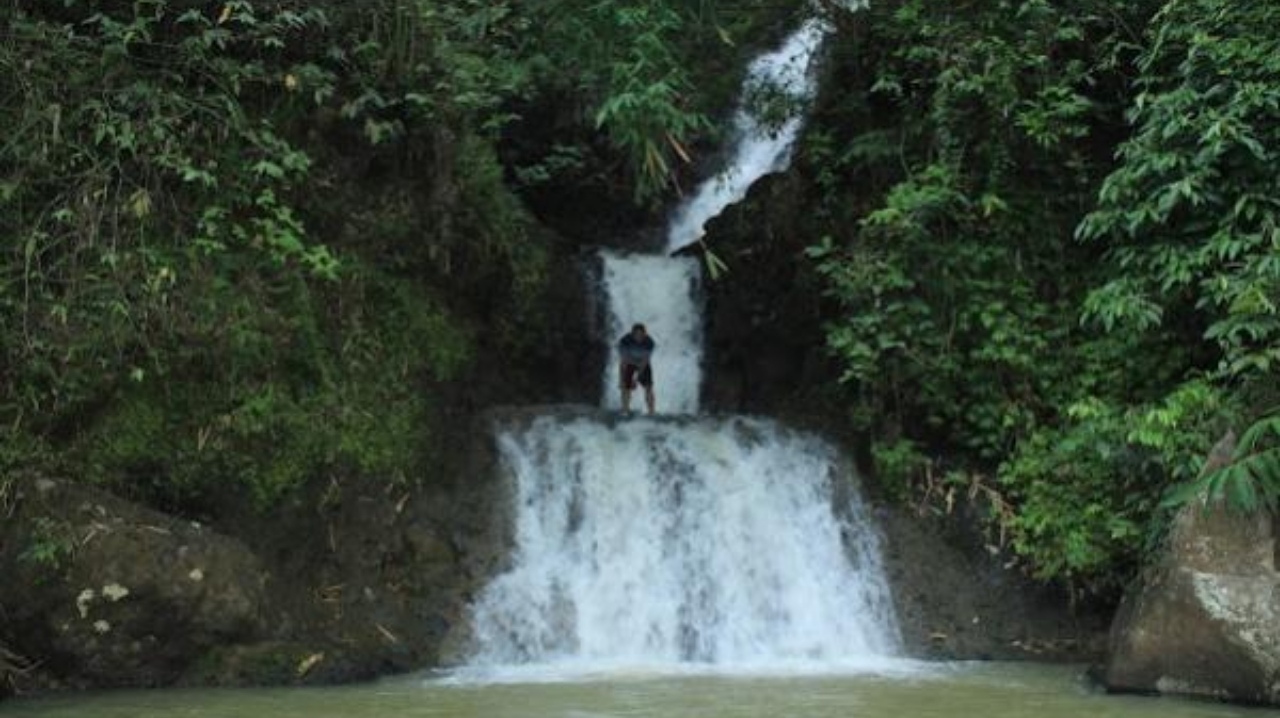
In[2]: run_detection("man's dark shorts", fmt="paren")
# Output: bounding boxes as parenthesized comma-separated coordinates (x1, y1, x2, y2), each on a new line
(622, 362, 653, 390)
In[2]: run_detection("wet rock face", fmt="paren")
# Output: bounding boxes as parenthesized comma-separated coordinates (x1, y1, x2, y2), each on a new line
(878, 502, 1110, 662)
(0, 479, 267, 688)
(699, 173, 835, 419)
(1105, 500, 1280, 704)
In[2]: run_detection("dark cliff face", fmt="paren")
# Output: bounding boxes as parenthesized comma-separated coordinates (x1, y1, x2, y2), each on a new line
(696, 172, 842, 423)
(876, 502, 1111, 662)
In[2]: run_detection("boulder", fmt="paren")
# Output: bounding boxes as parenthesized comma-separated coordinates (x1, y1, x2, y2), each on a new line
(0, 412, 513, 694)
(0, 478, 267, 688)
(1104, 497, 1280, 704)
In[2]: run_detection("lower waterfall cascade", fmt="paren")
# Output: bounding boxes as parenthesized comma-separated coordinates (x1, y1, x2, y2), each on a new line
(468, 415, 901, 670)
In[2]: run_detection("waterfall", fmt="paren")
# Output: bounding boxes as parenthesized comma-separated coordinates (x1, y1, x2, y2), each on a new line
(465, 15, 899, 676)
(597, 19, 829, 415)
(666, 18, 829, 254)
(600, 252, 704, 415)
(470, 415, 899, 670)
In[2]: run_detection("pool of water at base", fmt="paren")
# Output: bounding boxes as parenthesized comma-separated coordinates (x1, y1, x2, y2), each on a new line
(2, 662, 1274, 718)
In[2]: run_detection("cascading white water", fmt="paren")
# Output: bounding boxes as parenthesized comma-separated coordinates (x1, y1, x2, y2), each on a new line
(600, 252, 704, 415)
(600, 19, 829, 415)
(665, 18, 829, 254)
(469, 415, 900, 670)
(466, 14, 900, 678)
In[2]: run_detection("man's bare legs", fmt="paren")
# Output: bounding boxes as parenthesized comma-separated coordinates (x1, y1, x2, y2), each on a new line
(619, 361, 654, 415)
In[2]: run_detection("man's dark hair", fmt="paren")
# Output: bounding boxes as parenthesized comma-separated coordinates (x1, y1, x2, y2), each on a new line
(632, 323, 646, 333)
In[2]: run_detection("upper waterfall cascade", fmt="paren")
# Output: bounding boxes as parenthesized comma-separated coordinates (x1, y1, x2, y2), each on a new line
(665, 18, 829, 255)
(601, 252, 704, 415)
(467, 16, 900, 675)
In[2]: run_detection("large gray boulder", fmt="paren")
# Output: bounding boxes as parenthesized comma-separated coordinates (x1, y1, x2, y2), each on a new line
(0, 478, 267, 688)
(1105, 496, 1280, 704)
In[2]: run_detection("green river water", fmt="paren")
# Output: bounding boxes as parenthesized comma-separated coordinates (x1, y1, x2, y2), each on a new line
(1, 664, 1273, 718)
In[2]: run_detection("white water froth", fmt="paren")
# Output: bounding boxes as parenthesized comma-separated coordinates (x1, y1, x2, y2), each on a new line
(441, 655, 930, 686)
(468, 415, 901, 672)
(665, 18, 829, 254)
(601, 252, 703, 415)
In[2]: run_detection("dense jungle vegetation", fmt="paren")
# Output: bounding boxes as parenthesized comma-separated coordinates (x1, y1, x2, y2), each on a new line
(2, 0, 1278, 597)
(0, 0, 784, 512)
(806, 0, 1280, 593)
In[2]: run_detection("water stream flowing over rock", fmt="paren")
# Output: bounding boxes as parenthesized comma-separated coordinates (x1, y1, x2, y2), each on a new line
(600, 253, 704, 415)
(665, 18, 828, 255)
(469, 414, 900, 668)
(466, 19, 903, 673)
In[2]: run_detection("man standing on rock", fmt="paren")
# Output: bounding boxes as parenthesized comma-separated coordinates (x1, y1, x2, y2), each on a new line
(618, 323, 656, 415)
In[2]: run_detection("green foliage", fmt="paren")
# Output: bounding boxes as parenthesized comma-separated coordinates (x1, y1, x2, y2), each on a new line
(329, 0, 531, 137)
(799, 0, 1278, 592)
(802, 0, 1150, 489)
(3, 0, 339, 427)
(1077, 0, 1280, 383)
(994, 381, 1232, 583)
(513, 0, 712, 203)
(508, 0, 795, 204)
(590, 4, 712, 201)
(808, 159, 1075, 463)
(870, 439, 930, 503)
(19, 517, 75, 574)
(1165, 410, 1280, 513)
(0, 0, 552, 514)
(4, 0, 792, 516)
(1073, 0, 1280, 513)
(79, 276, 469, 512)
